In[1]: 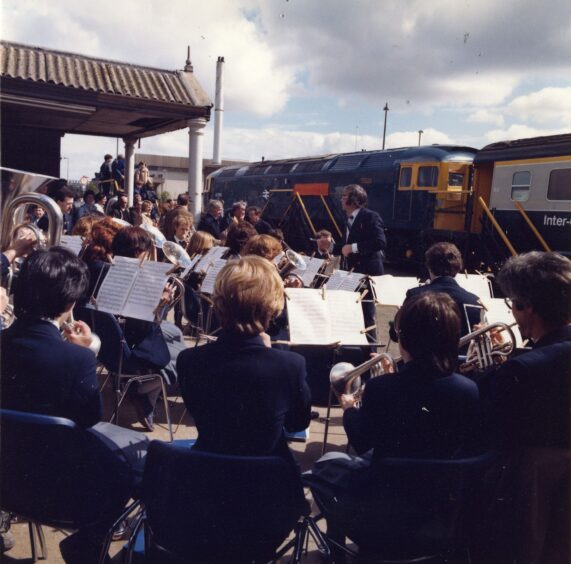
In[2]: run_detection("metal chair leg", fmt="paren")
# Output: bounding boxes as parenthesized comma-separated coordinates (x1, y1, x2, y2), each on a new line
(158, 376, 173, 441)
(27, 521, 37, 562)
(292, 520, 308, 564)
(34, 522, 47, 560)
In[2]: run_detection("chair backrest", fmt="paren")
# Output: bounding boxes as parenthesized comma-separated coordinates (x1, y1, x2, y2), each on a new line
(0, 409, 131, 528)
(143, 441, 307, 562)
(341, 451, 498, 555)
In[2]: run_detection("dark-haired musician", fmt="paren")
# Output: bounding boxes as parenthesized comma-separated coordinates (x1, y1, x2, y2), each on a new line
(176, 256, 311, 466)
(305, 293, 480, 551)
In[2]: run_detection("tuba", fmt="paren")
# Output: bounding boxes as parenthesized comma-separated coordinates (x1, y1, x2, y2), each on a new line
(458, 322, 517, 372)
(330, 352, 396, 403)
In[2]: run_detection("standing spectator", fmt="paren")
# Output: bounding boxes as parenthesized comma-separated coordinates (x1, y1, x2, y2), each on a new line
(27, 205, 45, 226)
(112, 154, 125, 192)
(245, 206, 274, 235)
(140, 201, 155, 227)
(94, 192, 107, 214)
(221, 200, 247, 232)
(140, 180, 158, 205)
(78, 190, 98, 219)
(98, 154, 114, 197)
(134, 162, 149, 191)
(129, 194, 143, 226)
(38, 186, 75, 235)
(198, 199, 224, 240)
(109, 194, 131, 223)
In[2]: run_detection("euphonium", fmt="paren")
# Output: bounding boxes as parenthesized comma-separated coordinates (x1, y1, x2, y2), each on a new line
(329, 352, 396, 402)
(458, 321, 517, 372)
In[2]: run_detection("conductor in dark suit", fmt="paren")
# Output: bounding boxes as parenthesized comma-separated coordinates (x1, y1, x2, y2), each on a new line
(177, 255, 311, 467)
(335, 184, 387, 338)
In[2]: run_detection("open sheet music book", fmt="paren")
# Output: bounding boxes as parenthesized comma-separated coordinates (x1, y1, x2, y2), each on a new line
(95, 256, 171, 322)
(60, 235, 84, 255)
(285, 288, 368, 345)
(370, 275, 420, 306)
(455, 273, 494, 300)
(200, 257, 227, 294)
(325, 270, 364, 291)
(292, 256, 325, 287)
(193, 246, 229, 273)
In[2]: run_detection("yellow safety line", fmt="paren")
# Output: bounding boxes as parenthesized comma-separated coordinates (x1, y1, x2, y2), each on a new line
(478, 197, 517, 256)
(513, 201, 551, 252)
(320, 195, 343, 239)
(295, 192, 317, 236)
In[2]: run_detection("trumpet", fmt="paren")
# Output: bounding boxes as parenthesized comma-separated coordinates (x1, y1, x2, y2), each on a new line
(458, 321, 517, 372)
(330, 352, 397, 403)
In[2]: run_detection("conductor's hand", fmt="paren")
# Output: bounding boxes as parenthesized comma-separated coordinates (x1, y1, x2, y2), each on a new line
(63, 320, 93, 349)
(340, 393, 357, 411)
(341, 244, 353, 257)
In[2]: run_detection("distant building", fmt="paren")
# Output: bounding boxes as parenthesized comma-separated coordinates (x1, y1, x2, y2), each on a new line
(135, 153, 247, 200)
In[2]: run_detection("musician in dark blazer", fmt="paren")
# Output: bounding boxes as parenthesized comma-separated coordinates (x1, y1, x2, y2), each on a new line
(335, 184, 386, 276)
(246, 205, 274, 236)
(1, 247, 148, 563)
(405, 242, 481, 336)
(177, 256, 311, 467)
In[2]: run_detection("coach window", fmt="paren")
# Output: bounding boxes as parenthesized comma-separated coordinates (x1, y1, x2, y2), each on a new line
(547, 169, 571, 200)
(418, 166, 439, 187)
(511, 171, 531, 201)
(399, 167, 412, 188)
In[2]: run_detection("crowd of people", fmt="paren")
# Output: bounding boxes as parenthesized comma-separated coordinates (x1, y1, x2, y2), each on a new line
(0, 177, 569, 563)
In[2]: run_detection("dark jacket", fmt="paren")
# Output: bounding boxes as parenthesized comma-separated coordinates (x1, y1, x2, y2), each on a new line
(335, 207, 386, 275)
(343, 360, 481, 461)
(491, 325, 571, 449)
(406, 276, 482, 336)
(1, 318, 102, 428)
(177, 331, 311, 463)
(197, 213, 222, 240)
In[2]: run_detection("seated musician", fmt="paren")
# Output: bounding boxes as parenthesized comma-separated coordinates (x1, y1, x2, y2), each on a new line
(315, 229, 334, 260)
(223, 220, 257, 260)
(168, 213, 192, 249)
(305, 293, 480, 547)
(176, 256, 311, 466)
(405, 242, 481, 336)
(1, 247, 148, 563)
(242, 233, 282, 261)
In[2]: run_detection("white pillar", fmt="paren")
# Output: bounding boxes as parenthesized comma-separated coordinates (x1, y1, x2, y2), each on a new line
(212, 56, 225, 165)
(188, 118, 207, 219)
(123, 138, 136, 206)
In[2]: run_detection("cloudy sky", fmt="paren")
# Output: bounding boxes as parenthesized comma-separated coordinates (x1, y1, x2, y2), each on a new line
(2, 0, 571, 179)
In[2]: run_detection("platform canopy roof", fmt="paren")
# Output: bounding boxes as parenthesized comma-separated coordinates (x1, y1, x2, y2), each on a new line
(0, 41, 212, 139)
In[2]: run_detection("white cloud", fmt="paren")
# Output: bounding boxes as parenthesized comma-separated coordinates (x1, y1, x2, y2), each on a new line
(507, 87, 571, 127)
(386, 128, 454, 148)
(484, 124, 570, 143)
(467, 109, 505, 127)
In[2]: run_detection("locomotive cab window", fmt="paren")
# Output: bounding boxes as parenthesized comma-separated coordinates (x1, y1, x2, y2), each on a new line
(510, 171, 531, 202)
(399, 167, 412, 188)
(547, 169, 571, 200)
(418, 166, 439, 187)
(448, 172, 464, 187)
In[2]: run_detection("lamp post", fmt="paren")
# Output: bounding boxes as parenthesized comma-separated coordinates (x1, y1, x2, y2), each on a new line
(382, 102, 389, 150)
(418, 130, 424, 146)
(60, 157, 69, 182)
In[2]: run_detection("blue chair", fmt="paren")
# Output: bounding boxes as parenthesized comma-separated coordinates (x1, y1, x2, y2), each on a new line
(76, 306, 173, 439)
(0, 409, 132, 563)
(309, 451, 499, 562)
(132, 440, 328, 563)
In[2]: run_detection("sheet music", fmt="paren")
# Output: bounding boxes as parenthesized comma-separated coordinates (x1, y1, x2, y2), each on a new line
(325, 270, 364, 291)
(122, 260, 171, 322)
(181, 254, 202, 278)
(60, 235, 83, 255)
(370, 275, 420, 306)
(293, 256, 324, 287)
(194, 246, 229, 272)
(95, 256, 139, 316)
(479, 298, 523, 347)
(327, 291, 368, 345)
(285, 288, 367, 345)
(455, 274, 493, 300)
(199, 257, 227, 295)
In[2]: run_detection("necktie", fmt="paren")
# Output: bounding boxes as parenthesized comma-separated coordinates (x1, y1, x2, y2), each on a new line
(346, 216, 353, 243)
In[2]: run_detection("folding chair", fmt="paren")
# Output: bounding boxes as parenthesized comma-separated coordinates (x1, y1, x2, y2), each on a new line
(0, 409, 132, 564)
(77, 306, 173, 440)
(128, 441, 328, 563)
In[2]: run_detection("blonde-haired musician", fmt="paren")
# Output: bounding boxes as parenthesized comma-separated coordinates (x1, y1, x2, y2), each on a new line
(176, 256, 311, 466)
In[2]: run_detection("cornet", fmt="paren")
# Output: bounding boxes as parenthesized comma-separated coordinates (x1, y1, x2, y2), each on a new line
(458, 321, 517, 372)
(330, 352, 396, 403)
